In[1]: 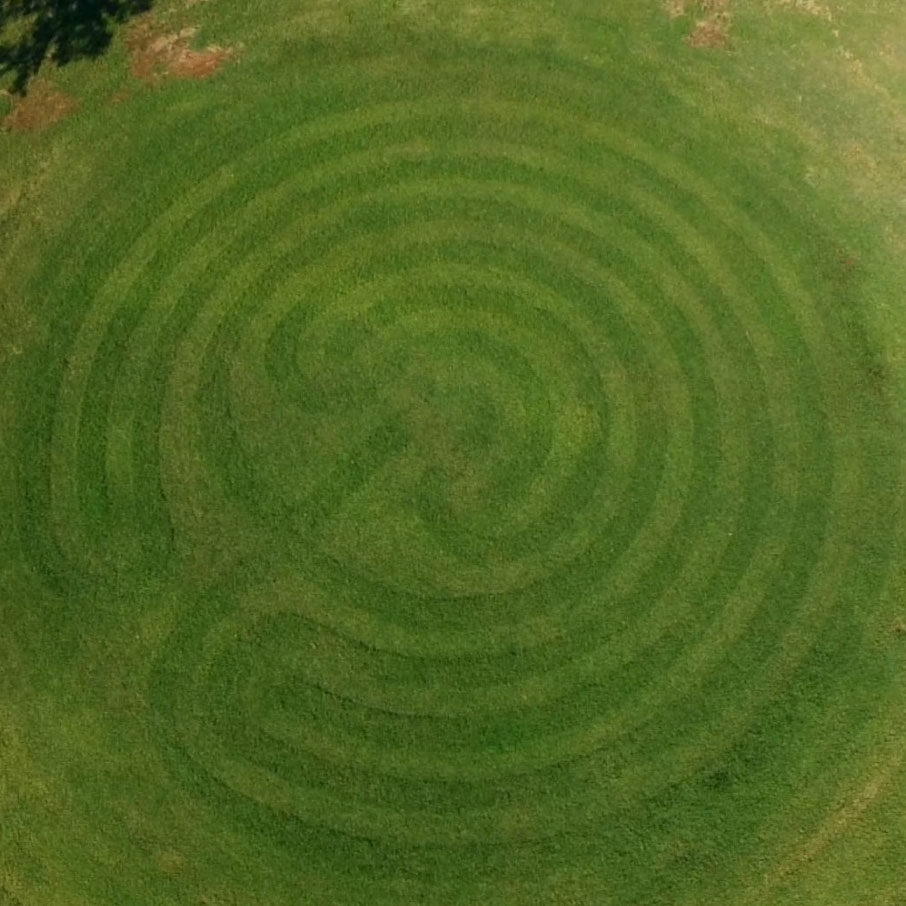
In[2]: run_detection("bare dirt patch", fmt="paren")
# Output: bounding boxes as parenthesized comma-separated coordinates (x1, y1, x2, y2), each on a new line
(774, 0, 834, 22)
(687, 12, 731, 48)
(125, 16, 235, 83)
(665, 0, 732, 49)
(2, 81, 78, 132)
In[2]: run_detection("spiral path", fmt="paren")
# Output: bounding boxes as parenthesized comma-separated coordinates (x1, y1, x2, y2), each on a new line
(3, 18, 905, 906)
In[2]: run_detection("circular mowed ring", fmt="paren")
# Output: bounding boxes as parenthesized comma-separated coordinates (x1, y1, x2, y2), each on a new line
(7, 32, 905, 906)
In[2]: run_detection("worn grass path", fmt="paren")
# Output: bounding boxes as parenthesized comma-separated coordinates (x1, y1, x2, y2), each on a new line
(2, 2, 906, 905)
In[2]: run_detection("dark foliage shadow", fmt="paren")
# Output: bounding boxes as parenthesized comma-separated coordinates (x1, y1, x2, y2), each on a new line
(1, 0, 153, 95)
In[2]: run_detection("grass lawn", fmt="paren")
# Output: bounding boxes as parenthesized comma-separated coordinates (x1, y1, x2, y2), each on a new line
(2, 1, 906, 904)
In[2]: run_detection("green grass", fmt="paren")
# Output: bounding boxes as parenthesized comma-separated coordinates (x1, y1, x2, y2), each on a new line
(2, 2, 906, 905)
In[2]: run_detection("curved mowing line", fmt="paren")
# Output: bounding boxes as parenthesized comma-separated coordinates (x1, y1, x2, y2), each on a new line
(61, 129, 812, 692)
(9, 36, 905, 897)
(187, 216, 672, 608)
(184, 200, 756, 644)
(166, 197, 656, 588)
(33, 109, 812, 592)
(123, 111, 844, 840)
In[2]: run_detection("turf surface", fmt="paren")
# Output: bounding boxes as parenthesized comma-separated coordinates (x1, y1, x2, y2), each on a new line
(2, 2, 906, 905)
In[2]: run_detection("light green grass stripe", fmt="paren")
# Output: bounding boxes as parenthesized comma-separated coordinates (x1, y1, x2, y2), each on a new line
(214, 200, 756, 648)
(164, 191, 832, 804)
(217, 170, 672, 544)
(464, 99, 832, 370)
(307, 280, 606, 577)
(45, 169, 237, 577)
(182, 208, 636, 568)
(102, 189, 258, 557)
(188, 523, 798, 788)
(49, 107, 828, 832)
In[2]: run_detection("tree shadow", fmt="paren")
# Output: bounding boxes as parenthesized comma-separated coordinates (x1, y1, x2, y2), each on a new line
(1, 0, 153, 95)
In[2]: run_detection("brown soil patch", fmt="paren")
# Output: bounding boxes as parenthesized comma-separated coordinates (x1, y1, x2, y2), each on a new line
(665, 0, 732, 48)
(2, 81, 77, 132)
(666, 0, 730, 18)
(775, 0, 834, 21)
(126, 16, 234, 83)
(169, 44, 233, 79)
(687, 13, 731, 48)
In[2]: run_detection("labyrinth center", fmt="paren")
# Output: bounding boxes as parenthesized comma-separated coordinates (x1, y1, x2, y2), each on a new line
(8, 37, 905, 903)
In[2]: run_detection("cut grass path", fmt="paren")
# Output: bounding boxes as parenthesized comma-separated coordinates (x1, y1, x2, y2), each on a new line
(1, 2, 906, 906)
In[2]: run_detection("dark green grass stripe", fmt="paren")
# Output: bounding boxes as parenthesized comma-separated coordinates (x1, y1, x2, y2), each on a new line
(14, 33, 896, 876)
(175, 222, 680, 648)
(152, 420, 816, 800)
(222, 213, 740, 640)
(15, 172, 236, 588)
(184, 215, 628, 592)
(35, 123, 804, 692)
(4, 23, 906, 906)
(141, 207, 832, 820)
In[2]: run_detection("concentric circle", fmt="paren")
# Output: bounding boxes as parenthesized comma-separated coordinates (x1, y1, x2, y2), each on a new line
(5, 23, 906, 906)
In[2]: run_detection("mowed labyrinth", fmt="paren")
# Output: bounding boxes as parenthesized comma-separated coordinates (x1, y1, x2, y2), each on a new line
(1, 4, 906, 906)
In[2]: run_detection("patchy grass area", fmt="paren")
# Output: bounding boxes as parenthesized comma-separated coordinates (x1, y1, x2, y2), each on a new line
(125, 15, 235, 82)
(1, 80, 77, 131)
(1, 3, 905, 906)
